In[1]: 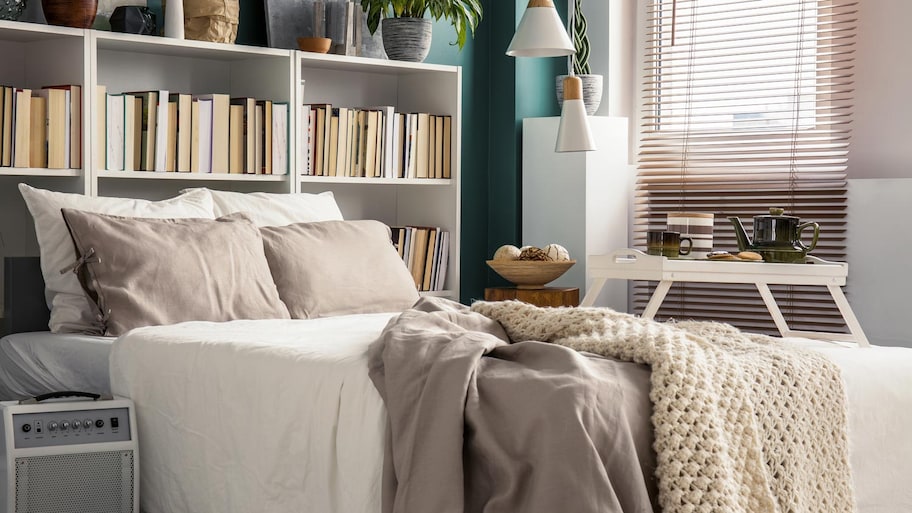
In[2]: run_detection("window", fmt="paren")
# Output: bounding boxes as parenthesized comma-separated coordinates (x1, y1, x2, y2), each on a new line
(636, 0, 857, 333)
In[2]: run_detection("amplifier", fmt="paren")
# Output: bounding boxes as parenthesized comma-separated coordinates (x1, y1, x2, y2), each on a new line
(0, 392, 138, 513)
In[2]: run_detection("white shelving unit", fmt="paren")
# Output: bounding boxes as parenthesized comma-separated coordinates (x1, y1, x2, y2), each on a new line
(0, 21, 462, 300)
(522, 116, 631, 311)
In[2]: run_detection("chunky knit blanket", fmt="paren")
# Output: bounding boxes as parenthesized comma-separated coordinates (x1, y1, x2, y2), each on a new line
(470, 301, 855, 513)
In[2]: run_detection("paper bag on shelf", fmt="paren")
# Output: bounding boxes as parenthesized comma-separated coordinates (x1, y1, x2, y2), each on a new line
(181, 0, 239, 43)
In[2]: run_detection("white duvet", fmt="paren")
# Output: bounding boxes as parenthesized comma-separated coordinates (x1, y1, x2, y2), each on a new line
(110, 314, 397, 513)
(110, 316, 912, 513)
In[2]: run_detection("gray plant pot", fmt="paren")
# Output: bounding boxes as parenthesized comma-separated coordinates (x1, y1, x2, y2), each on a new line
(381, 17, 432, 62)
(556, 74, 604, 115)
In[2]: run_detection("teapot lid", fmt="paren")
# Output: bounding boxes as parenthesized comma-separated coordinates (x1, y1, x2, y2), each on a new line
(756, 207, 798, 220)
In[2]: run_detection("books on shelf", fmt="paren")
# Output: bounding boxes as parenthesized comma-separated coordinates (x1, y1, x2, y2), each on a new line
(0, 84, 82, 170)
(301, 104, 452, 180)
(45, 84, 81, 169)
(170, 93, 192, 173)
(28, 96, 47, 168)
(99, 90, 289, 175)
(11, 88, 32, 168)
(272, 102, 288, 176)
(390, 226, 450, 292)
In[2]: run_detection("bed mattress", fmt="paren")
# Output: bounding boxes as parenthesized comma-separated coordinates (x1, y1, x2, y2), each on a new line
(0, 331, 114, 400)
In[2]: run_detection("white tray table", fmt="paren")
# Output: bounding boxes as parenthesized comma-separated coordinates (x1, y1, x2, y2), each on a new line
(583, 249, 870, 347)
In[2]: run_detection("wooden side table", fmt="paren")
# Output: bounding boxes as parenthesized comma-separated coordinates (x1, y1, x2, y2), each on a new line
(484, 287, 580, 308)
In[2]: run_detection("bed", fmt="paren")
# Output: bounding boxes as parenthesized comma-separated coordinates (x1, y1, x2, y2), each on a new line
(104, 301, 912, 513)
(6, 186, 912, 513)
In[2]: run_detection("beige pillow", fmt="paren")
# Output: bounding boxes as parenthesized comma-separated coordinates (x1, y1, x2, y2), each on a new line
(260, 220, 419, 318)
(18, 184, 215, 333)
(61, 209, 290, 336)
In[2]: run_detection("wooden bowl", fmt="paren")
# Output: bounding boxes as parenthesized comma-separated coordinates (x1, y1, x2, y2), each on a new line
(486, 260, 575, 289)
(297, 37, 332, 54)
(42, 0, 98, 28)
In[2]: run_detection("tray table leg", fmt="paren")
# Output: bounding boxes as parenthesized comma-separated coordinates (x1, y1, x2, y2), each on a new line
(580, 278, 607, 307)
(827, 284, 871, 348)
(755, 283, 791, 338)
(642, 280, 673, 320)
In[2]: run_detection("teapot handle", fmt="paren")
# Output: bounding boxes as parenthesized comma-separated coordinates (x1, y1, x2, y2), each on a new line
(797, 222, 820, 253)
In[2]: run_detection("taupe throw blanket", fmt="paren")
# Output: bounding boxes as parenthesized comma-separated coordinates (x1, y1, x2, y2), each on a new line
(471, 300, 856, 513)
(369, 297, 659, 513)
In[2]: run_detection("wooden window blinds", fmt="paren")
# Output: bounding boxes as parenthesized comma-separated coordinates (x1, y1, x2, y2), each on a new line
(635, 0, 858, 333)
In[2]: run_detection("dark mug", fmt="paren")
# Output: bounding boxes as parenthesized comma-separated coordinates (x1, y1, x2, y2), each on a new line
(646, 230, 692, 258)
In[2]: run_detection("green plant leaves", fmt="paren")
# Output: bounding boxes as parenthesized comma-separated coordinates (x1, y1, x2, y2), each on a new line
(360, 0, 482, 49)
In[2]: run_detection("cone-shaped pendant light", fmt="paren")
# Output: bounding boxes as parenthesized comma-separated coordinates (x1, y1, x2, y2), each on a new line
(507, 0, 574, 57)
(556, 75, 596, 152)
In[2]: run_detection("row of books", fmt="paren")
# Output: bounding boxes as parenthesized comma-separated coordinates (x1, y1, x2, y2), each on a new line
(100, 87, 289, 175)
(301, 104, 452, 180)
(392, 226, 450, 292)
(0, 84, 81, 169)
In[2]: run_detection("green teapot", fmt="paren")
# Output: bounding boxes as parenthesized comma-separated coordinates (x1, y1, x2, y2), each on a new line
(728, 208, 820, 263)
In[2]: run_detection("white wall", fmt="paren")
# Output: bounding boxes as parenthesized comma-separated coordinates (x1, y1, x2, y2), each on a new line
(843, 0, 912, 347)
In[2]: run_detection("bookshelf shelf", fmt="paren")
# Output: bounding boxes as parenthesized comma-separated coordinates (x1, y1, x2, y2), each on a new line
(298, 52, 459, 76)
(96, 171, 288, 182)
(0, 20, 83, 42)
(0, 22, 462, 300)
(94, 32, 291, 61)
(299, 176, 451, 185)
(0, 168, 81, 177)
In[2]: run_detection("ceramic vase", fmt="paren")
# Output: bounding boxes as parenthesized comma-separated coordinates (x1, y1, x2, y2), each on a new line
(42, 0, 97, 28)
(556, 74, 603, 115)
(165, 0, 185, 39)
(381, 17, 432, 62)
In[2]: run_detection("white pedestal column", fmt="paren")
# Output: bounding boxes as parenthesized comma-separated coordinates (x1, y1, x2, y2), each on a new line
(522, 116, 632, 311)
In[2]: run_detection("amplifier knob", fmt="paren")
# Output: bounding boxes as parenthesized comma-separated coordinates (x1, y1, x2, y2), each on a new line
(72, 420, 81, 429)
(60, 421, 69, 430)
(95, 419, 104, 428)
(83, 419, 93, 429)
(48, 422, 58, 431)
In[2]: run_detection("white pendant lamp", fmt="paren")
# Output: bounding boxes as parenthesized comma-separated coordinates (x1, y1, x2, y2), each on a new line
(506, 0, 574, 57)
(556, 75, 596, 152)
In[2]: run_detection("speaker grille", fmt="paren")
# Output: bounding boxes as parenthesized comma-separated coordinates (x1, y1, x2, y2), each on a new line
(15, 450, 134, 513)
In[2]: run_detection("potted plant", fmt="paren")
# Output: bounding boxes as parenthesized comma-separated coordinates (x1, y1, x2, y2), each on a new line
(360, 0, 482, 62)
(556, 0, 602, 115)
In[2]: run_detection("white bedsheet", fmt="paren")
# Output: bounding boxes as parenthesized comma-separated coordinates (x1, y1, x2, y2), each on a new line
(0, 332, 114, 400)
(109, 314, 396, 513)
(795, 339, 912, 513)
(109, 316, 912, 513)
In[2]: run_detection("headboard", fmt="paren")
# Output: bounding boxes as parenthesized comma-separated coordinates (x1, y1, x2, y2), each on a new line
(2, 257, 50, 336)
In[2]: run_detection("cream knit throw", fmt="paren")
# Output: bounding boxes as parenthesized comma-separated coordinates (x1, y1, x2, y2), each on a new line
(470, 301, 855, 513)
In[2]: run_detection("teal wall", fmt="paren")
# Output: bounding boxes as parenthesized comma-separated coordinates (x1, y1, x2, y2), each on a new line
(425, 0, 567, 302)
(229, 0, 567, 303)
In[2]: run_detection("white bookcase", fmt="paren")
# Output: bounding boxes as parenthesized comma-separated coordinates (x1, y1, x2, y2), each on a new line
(0, 20, 461, 302)
(521, 116, 631, 311)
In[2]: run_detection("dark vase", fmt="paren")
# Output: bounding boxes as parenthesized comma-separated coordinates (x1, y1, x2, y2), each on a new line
(381, 17, 432, 62)
(42, 0, 98, 28)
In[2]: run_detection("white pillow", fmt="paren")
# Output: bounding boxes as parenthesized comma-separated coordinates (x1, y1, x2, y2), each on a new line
(185, 188, 344, 227)
(18, 184, 215, 334)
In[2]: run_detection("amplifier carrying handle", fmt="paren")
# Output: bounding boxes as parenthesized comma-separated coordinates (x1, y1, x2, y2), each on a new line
(18, 391, 113, 405)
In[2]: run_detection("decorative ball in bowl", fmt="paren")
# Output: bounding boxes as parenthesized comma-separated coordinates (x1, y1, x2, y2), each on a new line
(486, 259, 576, 289)
(297, 37, 332, 54)
(0, 0, 27, 21)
